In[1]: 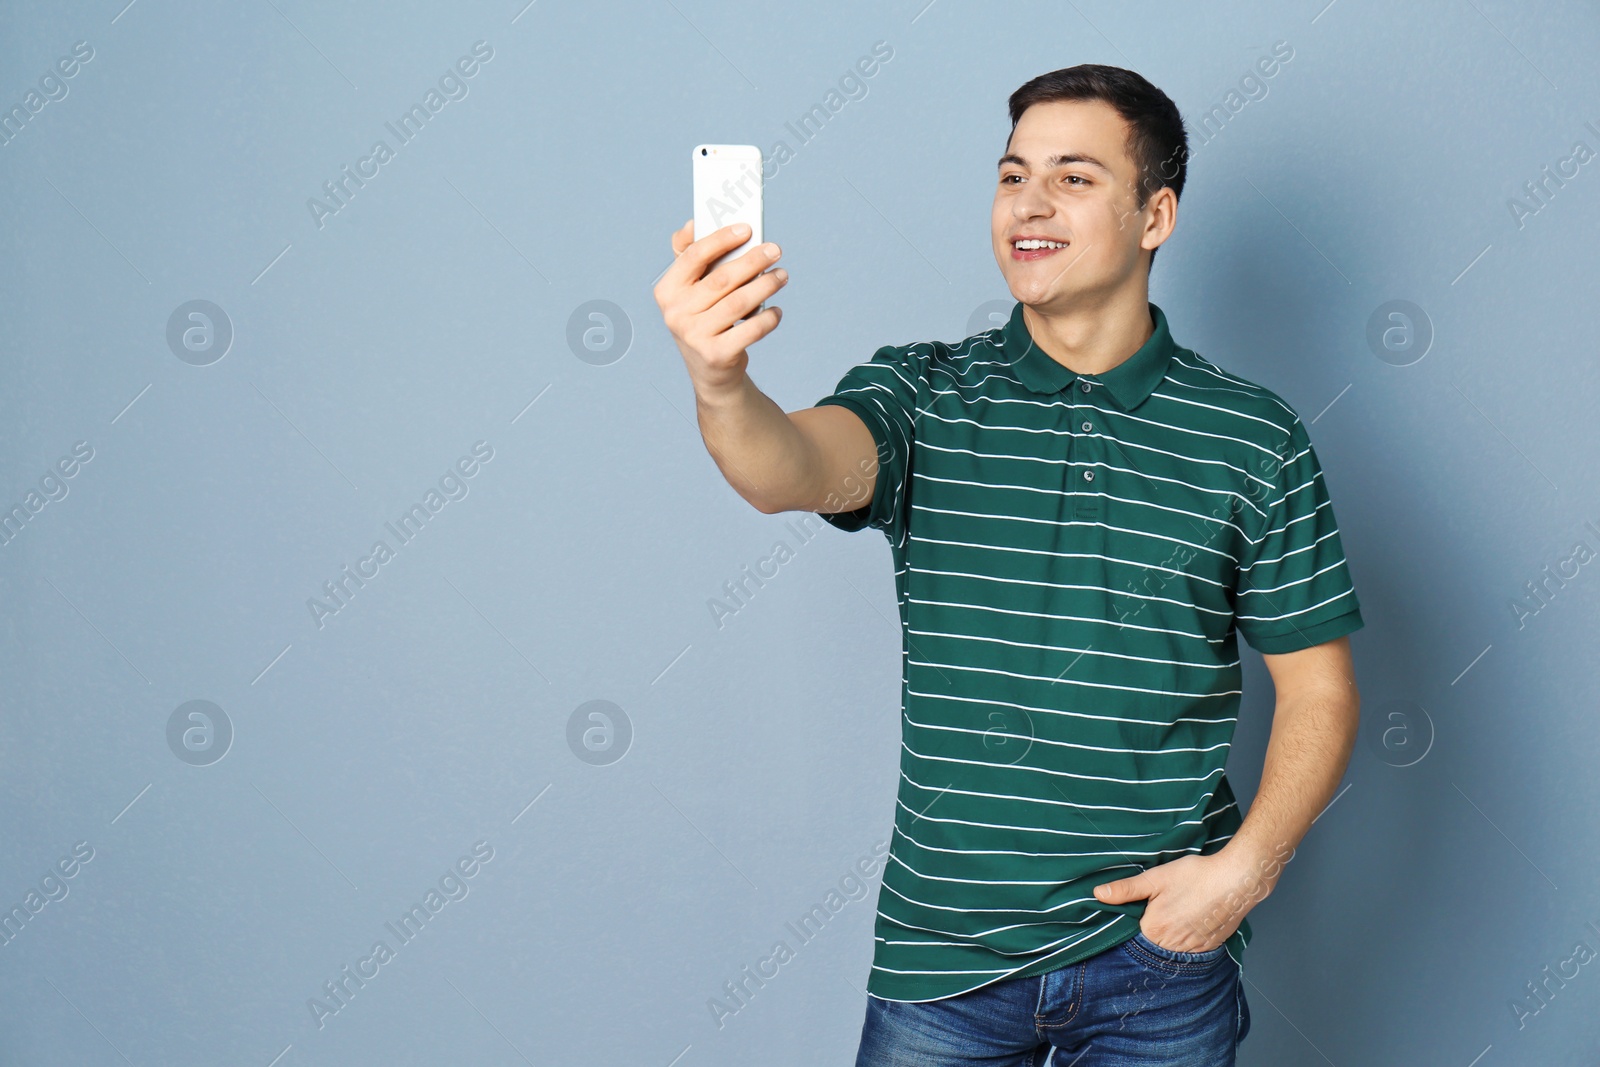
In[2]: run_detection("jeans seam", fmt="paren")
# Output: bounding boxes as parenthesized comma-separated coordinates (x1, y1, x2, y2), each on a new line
(1235, 978, 1242, 1045)
(1124, 937, 1227, 975)
(1035, 960, 1085, 1032)
(1235, 967, 1249, 1047)
(1134, 931, 1227, 964)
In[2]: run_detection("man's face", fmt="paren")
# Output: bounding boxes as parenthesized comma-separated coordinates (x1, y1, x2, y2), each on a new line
(991, 98, 1169, 311)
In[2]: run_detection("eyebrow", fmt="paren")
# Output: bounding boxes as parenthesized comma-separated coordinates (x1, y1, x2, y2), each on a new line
(997, 152, 1113, 173)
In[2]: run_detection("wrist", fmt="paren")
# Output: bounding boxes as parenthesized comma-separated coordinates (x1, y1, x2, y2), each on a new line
(692, 369, 753, 411)
(1217, 836, 1293, 902)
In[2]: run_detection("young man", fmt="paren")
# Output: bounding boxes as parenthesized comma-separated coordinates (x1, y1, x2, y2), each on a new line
(654, 64, 1362, 1066)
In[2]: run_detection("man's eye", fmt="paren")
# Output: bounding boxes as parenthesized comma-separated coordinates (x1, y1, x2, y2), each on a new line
(1002, 175, 1022, 185)
(1065, 175, 1088, 186)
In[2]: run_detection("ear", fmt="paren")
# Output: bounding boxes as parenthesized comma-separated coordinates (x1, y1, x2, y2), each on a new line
(1139, 186, 1178, 253)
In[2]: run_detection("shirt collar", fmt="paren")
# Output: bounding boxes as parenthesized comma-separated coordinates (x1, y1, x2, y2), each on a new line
(999, 300, 1175, 410)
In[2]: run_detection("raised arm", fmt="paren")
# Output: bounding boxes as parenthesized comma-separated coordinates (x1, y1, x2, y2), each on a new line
(653, 220, 880, 517)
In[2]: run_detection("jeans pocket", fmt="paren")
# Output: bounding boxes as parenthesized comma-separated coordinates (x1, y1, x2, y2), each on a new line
(1123, 929, 1229, 973)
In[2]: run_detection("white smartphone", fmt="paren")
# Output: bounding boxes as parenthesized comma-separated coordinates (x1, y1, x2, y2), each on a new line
(692, 144, 765, 307)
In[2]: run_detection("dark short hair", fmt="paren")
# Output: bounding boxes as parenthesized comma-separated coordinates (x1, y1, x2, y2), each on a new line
(1006, 64, 1188, 266)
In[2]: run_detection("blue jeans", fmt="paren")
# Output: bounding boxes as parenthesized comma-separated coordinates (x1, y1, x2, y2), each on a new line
(854, 931, 1251, 1066)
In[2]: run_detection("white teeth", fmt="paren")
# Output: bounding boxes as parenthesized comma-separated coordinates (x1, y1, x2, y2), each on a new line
(1015, 239, 1067, 250)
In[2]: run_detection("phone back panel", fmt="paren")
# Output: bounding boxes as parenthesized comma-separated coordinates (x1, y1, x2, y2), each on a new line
(693, 144, 764, 272)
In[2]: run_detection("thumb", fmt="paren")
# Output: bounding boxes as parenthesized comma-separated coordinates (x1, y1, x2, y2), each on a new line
(1094, 872, 1152, 904)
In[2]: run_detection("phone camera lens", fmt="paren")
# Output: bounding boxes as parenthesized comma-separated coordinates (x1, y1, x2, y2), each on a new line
(700, 148, 708, 156)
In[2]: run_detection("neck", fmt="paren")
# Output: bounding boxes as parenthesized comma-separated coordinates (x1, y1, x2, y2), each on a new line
(1021, 285, 1154, 376)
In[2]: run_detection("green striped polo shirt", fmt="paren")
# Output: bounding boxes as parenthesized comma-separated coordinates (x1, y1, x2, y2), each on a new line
(811, 300, 1363, 1003)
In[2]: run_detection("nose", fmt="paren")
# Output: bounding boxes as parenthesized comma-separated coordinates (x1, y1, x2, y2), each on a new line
(1011, 180, 1053, 222)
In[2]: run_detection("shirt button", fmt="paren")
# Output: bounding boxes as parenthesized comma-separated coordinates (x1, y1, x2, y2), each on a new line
(1080, 381, 1092, 392)
(1081, 421, 1093, 433)
(1083, 470, 1095, 482)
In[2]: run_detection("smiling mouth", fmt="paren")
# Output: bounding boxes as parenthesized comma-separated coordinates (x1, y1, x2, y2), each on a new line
(1011, 238, 1069, 261)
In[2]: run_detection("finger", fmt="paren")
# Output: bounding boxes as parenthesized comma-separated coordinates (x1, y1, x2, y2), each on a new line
(671, 230, 690, 256)
(658, 223, 757, 298)
(657, 220, 718, 303)
(671, 218, 693, 256)
(703, 267, 787, 336)
(688, 240, 780, 315)
(719, 304, 782, 353)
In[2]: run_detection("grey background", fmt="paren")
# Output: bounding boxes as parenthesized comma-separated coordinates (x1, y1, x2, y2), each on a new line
(1, 0, 1597, 1064)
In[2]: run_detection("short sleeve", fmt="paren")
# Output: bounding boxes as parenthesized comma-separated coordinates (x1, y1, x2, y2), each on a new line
(1234, 417, 1364, 654)
(810, 343, 923, 545)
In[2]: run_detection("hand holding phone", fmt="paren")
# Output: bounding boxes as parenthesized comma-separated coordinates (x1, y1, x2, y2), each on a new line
(654, 205, 786, 397)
